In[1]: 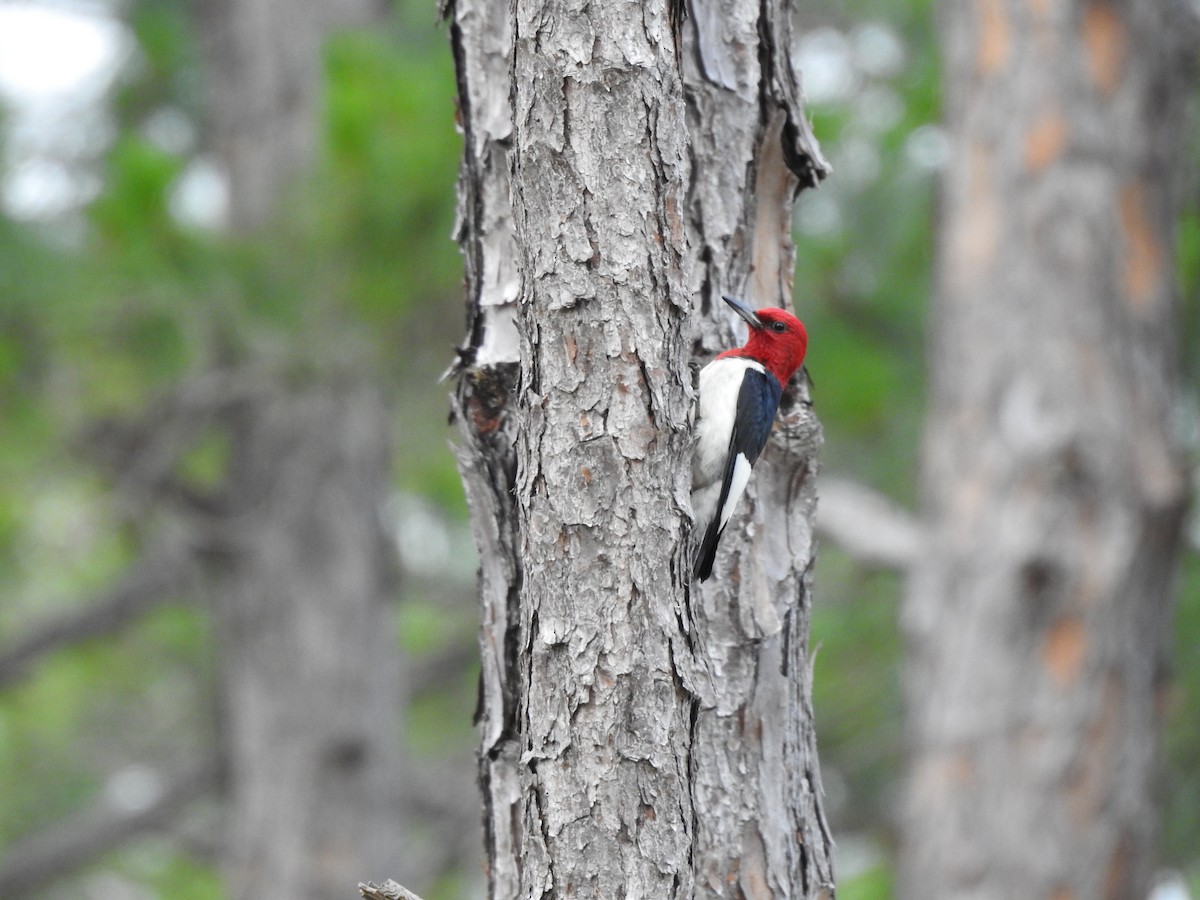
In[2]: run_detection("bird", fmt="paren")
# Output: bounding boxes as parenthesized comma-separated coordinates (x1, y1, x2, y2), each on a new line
(692, 295, 809, 581)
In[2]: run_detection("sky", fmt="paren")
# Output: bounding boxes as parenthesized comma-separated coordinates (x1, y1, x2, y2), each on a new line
(0, 0, 230, 226)
(0, 1, 123, 101)
(0, 0, 128, 219)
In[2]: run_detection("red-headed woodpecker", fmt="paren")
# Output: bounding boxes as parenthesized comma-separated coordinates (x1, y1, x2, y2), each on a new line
(692, 295, 809, 581)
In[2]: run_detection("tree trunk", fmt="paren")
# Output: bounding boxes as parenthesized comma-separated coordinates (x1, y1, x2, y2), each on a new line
(196, 0, 385, 230)
(447, 0, 834, 895)
(901, 1, 1192, 897)
(192, 4, 410, 895)
(210, 381, 407, 900)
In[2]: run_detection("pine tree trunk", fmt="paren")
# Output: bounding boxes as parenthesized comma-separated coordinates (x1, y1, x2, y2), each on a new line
(901, 1, 1192, 897)
(447, 0, 834, 895)
(194, 4, 408, 896)
(196, 0, 384, 230)
(210, 382, 407, 900)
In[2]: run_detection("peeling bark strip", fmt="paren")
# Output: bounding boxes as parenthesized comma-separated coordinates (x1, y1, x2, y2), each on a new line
(901, 1, 1191, 898)
(448, 0, 832, 895)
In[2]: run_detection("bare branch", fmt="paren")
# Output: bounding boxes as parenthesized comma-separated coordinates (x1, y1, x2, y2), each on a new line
(0, 539, 199, 689)
(816, 475, 923, 570)
(0, 762, 218, 898)
(79, 368, 273, 519)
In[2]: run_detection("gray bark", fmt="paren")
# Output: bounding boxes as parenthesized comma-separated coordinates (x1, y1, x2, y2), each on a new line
(901, 1, 1192, 897)
(447, 0, 834, 896)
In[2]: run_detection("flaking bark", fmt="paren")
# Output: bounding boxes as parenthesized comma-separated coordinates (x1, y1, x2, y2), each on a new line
(448, 0, 833, 895)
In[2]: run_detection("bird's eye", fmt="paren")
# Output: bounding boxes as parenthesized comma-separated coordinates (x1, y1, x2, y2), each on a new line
(771, 321, 786, 333)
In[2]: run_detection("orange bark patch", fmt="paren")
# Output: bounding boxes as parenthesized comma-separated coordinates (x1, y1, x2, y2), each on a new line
(912, 749, 975, 802)
(948, 141, 1000, 293)
(1083, 2, 1125, 96)
(1025, 0, 1057, 19)
(1118, 183, 1163, 311)
(1043, 615, 1086, 686)
(1024, 111, 1069, 173)
(966, 142, 999, 265)
(1051, 888, 1076, 900)
(1026, 0, 1062, 54)
(1156, 680, 1175, 718)
(977, 0, 1012, 75)
(953, 751, 975, 784)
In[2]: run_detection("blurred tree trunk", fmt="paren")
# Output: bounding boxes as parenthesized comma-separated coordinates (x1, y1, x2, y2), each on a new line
(197, 0, 385, 230)
(208, 381, 406, 900)
(194, 2, 408, 897)
(901, 2, 1192, 897)
(447, 0, 834, 895)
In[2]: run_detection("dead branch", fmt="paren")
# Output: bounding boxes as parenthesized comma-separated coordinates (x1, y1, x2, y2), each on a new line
(359, 880, 427, 900)
(816, 475, 923, 570)
(0, 538, 199, 690)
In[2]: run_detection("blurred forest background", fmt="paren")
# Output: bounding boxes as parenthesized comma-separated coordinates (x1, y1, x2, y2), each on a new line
(0, 0, 1196, 899)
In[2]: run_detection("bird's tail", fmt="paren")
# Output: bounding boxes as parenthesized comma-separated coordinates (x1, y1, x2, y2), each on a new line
(693, 519, 722, 582)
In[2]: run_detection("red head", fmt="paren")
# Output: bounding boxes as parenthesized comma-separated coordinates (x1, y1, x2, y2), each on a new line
(716, 295, 809, 386)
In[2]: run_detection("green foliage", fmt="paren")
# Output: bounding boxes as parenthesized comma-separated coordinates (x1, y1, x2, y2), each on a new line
(91, 137, 185, 249)
(1163, 549, 1200, 869)
(398, 598, 472, 657)
(811, 552, 904, 822)
(407, 671, 478, 758)
(319, 30, 468, 508)
(0, 599, 210, 849)
(323, 30, 460, 320)
(838, 860, 894, 900)
(795, 5, 938, 506)
(1178, 203, 1200, 389)
(0, 657, 100, 843)
(117, 0, 203, 122)
(112, 843, 225, 900)
(175, 426, 232, 492)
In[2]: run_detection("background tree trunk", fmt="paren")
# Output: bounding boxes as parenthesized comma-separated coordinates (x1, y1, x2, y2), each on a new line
(193, 3, 411, 896)
(210, 381, 407, 900)
(197, 0, 385, 230)
(448, 0, 834, 895)
(901, 1, 1192, 897)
